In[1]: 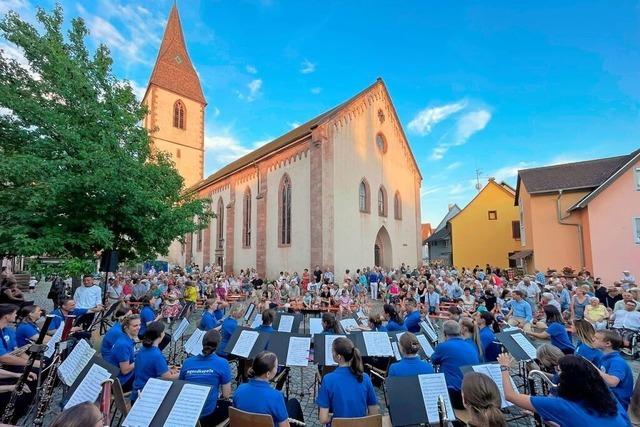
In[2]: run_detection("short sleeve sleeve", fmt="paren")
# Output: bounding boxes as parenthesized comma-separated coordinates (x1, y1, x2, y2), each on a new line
(607, 358, 628, 380)
(155, 352, 169, 376)
(364, 375, 378, 406)
(219, 360, 232, 384)
(113, 342, 130, 364)
(316, 377, 331, 409)
(273, 393, 288, 423)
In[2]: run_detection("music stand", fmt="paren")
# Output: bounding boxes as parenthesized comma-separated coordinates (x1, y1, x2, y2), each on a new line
(273, 312, 303, 333)
(388, 332, 434, 360)
(267, 332, 312, 398)
(349, 331, 394, 358)
(223, 327, 271, 359)
(313, 333, 347, 368)
(92, 301, 119, 335)
(386, 374, 455, 426)
(495, 331, 537, 362)
(63, 356, 119, 406)
(243, 303, 256, 325)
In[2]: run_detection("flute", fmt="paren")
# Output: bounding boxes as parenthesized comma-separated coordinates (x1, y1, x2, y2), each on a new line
(100, 379, 114, 427)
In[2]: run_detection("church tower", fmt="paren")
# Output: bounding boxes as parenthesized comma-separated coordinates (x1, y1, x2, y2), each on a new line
(142, 4, 206, 188)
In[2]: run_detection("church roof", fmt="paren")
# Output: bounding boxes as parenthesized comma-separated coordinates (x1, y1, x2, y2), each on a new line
(145, 5, 206, 104)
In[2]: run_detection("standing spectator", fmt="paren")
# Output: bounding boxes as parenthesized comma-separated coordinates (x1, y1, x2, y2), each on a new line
(73, 275, 104, 329)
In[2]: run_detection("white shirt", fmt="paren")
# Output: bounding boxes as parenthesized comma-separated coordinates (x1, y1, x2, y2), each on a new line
(73, 285, 102, 309)
(612, 310, 640, 331)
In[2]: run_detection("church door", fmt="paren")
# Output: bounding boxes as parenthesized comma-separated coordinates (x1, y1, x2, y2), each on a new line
(374, 226, 393, 269)
(374, 244, 381, 267)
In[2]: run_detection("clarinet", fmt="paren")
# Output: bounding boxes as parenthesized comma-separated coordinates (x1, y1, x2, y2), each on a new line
(99, 379, 114, 427)
(2, 314, 54, 424)
(437, 395, 453, 427)
(32, 315, 76, 426)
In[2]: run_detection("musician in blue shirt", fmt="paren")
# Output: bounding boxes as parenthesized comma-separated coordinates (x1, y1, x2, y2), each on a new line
(431, 320, 480, 409)
(49, 298, 94, 341)
(316, 337, 378, 424)
(106, 315, 140, 392)
(254, 309, 275, 334)
(216, 305, 242, 358)
(403, 299, 422, 333)
(200, 299, 219, 331)
(100, 306, 131, 360)
(15, 305, 50, 347)
(573, 319, 603, 365)
(527, 306, 574, 355)
(594, 330, 634, 409)
(388, 332, 434, 377)
(477, 312, 500, 362)
(132, 321, 178, 401)
(383, 304, 407, 332)
(181, 330, 232, 425)
(0, 304, 25, 368)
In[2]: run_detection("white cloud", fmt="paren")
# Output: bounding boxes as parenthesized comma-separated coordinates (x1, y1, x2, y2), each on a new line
(430, 146, 448, 161)
(448, 183, 471, 195)
(287, 122, 301, 129)
(310, 87, 322, 94)
(421, 186, 442, 197)
(246, 65, 257, 74)
(126, 80, 146, 100)
(0, 0, 29, 14)
(430, 108, 492, 160)
(486, 161, 536, 183)
(0, 41, 39, 79)
(211, 106, 221, 118)
(204, 133, 252, 164)
(408, 100, 467, 135)
(300, 59, 316, 74)
(445, 161, 462, 170)
(252, 138, 272, 148)
(237, 79, 263, 102)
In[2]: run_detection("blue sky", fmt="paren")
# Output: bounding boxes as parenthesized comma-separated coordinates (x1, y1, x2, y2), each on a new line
(3, 0, 640, 225)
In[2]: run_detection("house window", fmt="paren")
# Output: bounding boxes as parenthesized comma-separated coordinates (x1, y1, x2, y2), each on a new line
(635, 167, 640, 190)
(359, 179, 370, 213)
(519, 200, 526, 246)
(216, 198, 224, 250)
(634, 217, 640, 244)
(176, 148, 181, 159)
(279, 174, 291, 245)
(378, 185, 387, 217)
(512, 220, 521, 239)
(394, 191, 402, 220)
(173, 100, 186, 129)
(242, 188, 251, 248)
(488, 210, 497, 220)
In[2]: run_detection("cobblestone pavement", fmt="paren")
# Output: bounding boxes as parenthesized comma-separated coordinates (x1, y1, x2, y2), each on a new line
(19, 280, 640, 427)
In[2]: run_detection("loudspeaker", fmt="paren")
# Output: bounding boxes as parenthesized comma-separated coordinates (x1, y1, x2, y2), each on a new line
(99, 250, 119, 272)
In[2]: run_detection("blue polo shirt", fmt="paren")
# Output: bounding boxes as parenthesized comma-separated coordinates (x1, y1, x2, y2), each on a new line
(106, 335, 136, 385)
(255, 324, 274, 333)
(200, 311, 216, 331)
(431, 337, 480, 391)
(132, 346, 169, 400)
(138, 306, 155, 337)
(600, 351, 634, 409)
(386, 320, 407, 332)
(479, 327, 498, 362)
(49, 308, 88, 330)
(233, 379, 288, 426)
(546, 322, 574, 351)
(101, 323, 125, 360)
(16, 322, 39, 347)
(180, 353, 232, 416)
(575, 342, 603, 365)
(389, 356, 434, 377)
(316, 366, 378, 418)
(373, 325, 388, 332)
(531, 395, 630, 427)
(510, 299, 533, 322)
(0, 327, 17, 356)
(404, 311, 421, 333)
(217, 317, 238, 356)
(213, 309, 224, 321)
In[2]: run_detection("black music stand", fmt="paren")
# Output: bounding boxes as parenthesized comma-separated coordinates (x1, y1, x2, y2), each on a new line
(386, 375, 454, 427)
(387, 331, 434, 360)
(267, 332, 312, 398)
(420, 319, 439, 344)
(223, 327, 271, 359)
(313, 333, 347, 368)
(92, 301, 119, 335)
(495, 331, 537, 362)
(348, 331, 394, 358)
(63, 356, 119, 407)
(273, 312, 303, 333)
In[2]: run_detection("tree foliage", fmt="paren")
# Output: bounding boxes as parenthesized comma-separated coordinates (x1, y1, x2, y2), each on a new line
(0, 5, 211, 267)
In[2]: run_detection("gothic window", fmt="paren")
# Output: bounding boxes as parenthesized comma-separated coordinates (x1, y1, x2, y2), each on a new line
(378, 185, 387, 217)
(359, 179, 371, 213)
(279, 174, 292, 245)
(375, 133, 387, 154)
(242, 188, 251, 248)
(394, 191, 402, 220)
(173, 100, 186, 129)
(216, 198, 224, 250)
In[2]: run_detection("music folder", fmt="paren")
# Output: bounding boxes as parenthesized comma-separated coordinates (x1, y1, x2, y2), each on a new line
(272, 312, 303, 333)
(63, 355, 119, 405)
(223, 327, 270, 359)
(266, 332, 312, 367)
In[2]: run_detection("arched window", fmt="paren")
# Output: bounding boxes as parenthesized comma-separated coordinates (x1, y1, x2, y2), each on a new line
(279, 174, 292, 245)
(173, 100, 186, 129)
(359, 179, 371, 213)
(242, 188, 251, 248)
(375, 133, 387, 154)
(216, 198, 224, 250)
(394, 191, 402, 220)
(378, 185, 387, 217)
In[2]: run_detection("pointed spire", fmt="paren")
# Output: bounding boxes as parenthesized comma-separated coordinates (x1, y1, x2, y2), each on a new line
(147, 4, 206, 104)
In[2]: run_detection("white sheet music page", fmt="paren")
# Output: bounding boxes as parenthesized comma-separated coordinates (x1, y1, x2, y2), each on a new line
(362, 332, 393, 357)
(420, 321, 438, 341)
(418, 373, 454, 423)
(244, 303, 255, 321)
(163, 383, 211, 427)
(250, 313, 263, 329)
(416, 334, 435, 357)
(183, 329, 206, 355)
(391, 341, 402, 361)
(324, 335, 346, 366)
(511, 333, 537, 360)
(309, 318, 323, 337)
(231, 330, 260, 358)
(58, 339, 96, 386)
(339, 318, 359, 332)
(356, 309, 366, 319)
(44, 326, 64, 358)
(286, 336, 311, 366)
(172, 318, 190, 342)
(64, 363, 111, 410)
(277, 315, 295, 332)
(471, 364, 513, 408)
(123, 378, 172, 427)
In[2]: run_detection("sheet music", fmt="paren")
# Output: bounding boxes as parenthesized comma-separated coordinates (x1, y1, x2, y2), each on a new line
(418, 373, 454, 423)
(57, 339, 96, 386)
(420, 320, 438, 342)
(183, 329, 206, 355)
(244, 303, 255, 321)
(324, 334, 346, 366)
(392, 341, 402, 361)
(231, 330, 260, 358)
(277, 315, 295, 332)
(250, 314, 263, 329)
(502, 326, 519, 332)
(163, 383, 211, 427)
(356, 309, 366, 319)
(309, 318, 323, 337)
(362, 332, 393, 357)
(172, 318, 190, 342)
(416, 334, 434, 357)
(122, 378, 172, 427)
(339, 318, 359, 331)
(511, 333, 537, 360)
(64, 363, 111, 410)
(44, 326, 64, 358)
(286, 336, 311, 366)
(471, 364, 517, 408)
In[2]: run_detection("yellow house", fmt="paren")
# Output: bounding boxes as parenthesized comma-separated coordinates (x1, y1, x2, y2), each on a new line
(450, 179, 521, 269)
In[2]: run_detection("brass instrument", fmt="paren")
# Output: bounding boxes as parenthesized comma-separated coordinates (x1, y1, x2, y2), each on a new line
(7, 343, 30, 357)
(527, 369, 557, 396)
(100, 379, 114, 427)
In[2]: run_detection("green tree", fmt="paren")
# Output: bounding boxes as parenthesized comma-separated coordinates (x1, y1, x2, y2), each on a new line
(0, 5, 211, 271)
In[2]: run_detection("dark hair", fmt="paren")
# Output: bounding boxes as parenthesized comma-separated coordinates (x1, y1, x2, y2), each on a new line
(513, 290, 525, 298)
(321, 312, 343, 333)
(383, 304, 402, 324)
(202, 329, 221, 356)
(369, 314, 383, 329)
(205, 298, 216, 310)
(50, 402, 100, 427)
(261, 309, 275, 326)
(141, 321, 165, 347)
(60, 298, 74, 308)
(597, 329, 623, 350)
(0, 303, 19, 319)
(479, 312, 500, 333)
(462, 372, 506, 427)
(140, 295, 152, 306)
(333, 337, 364, 382)
(114, 306, 130, 319)
(17, 305, 39, 323)
(557, 355, 618, 417)
(399, 332, 421, 355)
(543, 305, 563, 325)
(248, 351, 278, 378)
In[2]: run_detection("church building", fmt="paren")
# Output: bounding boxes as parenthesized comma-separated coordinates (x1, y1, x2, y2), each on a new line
(144, 5, 423, 279)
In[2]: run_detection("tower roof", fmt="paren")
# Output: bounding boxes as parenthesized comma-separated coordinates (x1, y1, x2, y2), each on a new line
(146, 4, 206, 104)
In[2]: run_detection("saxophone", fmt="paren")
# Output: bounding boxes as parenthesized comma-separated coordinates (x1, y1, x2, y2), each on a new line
(32, 315, 76, 427)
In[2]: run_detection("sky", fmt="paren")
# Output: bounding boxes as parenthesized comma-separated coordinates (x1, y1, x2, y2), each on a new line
(2, 0, 640, 225)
